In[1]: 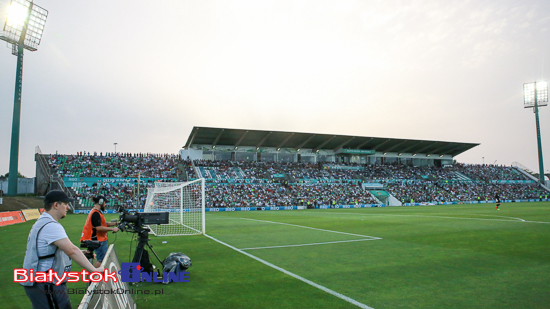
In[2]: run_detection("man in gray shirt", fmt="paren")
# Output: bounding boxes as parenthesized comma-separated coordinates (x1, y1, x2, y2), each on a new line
(21, 190, 104, 309)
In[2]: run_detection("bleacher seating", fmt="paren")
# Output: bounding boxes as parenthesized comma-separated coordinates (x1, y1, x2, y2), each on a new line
(43, 152, 550, 209)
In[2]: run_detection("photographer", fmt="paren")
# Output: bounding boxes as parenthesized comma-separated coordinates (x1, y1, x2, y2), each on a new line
(21, 190, 104, 309)
(80, 195, 119, 267)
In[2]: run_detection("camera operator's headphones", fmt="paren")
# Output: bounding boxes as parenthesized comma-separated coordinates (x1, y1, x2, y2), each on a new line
(95, 196, 107, 206)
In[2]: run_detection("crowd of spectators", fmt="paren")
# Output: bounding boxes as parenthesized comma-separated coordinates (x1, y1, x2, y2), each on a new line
(69, 179, 178, 209)
(287, 183, 378, 206)
(376, 164, 459, 181)
(451, 163, 531, 181)
(193, 161, 532, 183)
(384, 180, 548, 203)
(43, 153, 549, 208)
(48, 152, 181, 179)
(181, 158, 197, 179)
(207, 183, 294, 207)
(206, 182, 378, 207)
(436, 181, 547, 201)
(194, 160, 369, 180)
(384, 181, 454, 203)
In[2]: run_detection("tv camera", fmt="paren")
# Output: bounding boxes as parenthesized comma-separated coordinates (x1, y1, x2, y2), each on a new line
(115, 205, 170, 273)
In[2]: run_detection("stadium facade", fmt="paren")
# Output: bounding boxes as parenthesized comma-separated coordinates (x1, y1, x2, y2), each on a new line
(180, 127, 479, 167)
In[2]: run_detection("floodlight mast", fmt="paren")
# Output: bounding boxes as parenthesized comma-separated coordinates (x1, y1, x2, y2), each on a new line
(523, 81, 548, 185)
(1, 0, 48, 195)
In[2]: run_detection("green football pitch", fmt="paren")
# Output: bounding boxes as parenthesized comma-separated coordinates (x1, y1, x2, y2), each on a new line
(1, 202, 549, 308)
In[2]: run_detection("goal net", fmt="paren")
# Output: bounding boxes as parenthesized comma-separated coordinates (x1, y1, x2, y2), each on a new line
(143, 179, 205, 236)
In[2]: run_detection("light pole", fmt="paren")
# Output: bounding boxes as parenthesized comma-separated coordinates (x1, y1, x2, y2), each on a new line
(523, 80, 548, 185)
(482, 157, 484, 165)
(1, 0, 48, 195)
(114, 143, 118, 154)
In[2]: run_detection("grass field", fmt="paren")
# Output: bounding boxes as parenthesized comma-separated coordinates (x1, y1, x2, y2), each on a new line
(1, 202, 549, 308)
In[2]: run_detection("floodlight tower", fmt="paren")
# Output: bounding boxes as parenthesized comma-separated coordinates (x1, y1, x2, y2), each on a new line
(1, 0, 48, 195)
(523, 80, 548, 184)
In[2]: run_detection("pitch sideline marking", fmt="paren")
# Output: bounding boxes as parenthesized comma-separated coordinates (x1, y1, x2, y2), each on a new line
(415, 213, 527, 222)
(321, 212, 550, 224)
(204, 234, 375, 309)
(240, 238, 379, 250)
(239, 217, 382, 239)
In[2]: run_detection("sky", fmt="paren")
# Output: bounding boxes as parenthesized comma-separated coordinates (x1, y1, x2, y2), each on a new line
(1, 0, 549, 178)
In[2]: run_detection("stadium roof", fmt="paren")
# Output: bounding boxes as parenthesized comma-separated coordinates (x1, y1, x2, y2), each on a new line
(184, 127, 479, 157)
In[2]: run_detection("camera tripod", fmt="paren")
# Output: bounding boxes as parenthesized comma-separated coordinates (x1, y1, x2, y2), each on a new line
(132, 226, 164, 273)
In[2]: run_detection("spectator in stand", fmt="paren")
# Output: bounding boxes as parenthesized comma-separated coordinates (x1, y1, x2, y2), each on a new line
(45, 154, 550, 209)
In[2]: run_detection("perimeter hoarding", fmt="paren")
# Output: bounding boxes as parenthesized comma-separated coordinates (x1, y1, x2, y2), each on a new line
(21, 209, 41, 221)
(78, 244, 136, 309)
(0, 211, 25, 226)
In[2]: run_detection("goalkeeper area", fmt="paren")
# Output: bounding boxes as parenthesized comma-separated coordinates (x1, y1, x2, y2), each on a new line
(143, 179, 205, 236)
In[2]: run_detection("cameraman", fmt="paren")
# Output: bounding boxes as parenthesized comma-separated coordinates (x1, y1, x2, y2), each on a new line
(80, 195, 119, 267)
(21, 190, 104, 309)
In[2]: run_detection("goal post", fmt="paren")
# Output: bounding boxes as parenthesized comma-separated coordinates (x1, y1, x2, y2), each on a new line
(143, 178, 205, 236)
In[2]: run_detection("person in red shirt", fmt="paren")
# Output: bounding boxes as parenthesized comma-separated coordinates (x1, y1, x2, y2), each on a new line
(81, 195, 119, 267)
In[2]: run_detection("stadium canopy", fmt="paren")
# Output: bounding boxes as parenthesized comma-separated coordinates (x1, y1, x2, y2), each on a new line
(183, 127, 479, 157)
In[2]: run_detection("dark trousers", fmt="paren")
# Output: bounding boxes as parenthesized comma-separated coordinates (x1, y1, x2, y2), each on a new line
(24, 283, 71, 309)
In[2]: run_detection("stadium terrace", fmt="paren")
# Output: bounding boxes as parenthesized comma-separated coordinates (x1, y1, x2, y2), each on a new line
(31, 127, 549, 212)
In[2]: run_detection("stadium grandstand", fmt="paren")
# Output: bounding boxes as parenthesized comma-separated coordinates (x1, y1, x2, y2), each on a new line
(34, 127, 550, 211)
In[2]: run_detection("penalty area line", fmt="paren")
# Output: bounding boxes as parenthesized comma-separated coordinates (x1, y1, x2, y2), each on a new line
(204, 234, 375, 309)
(239, 217, 382, 239)
(240, 238, 380, 250)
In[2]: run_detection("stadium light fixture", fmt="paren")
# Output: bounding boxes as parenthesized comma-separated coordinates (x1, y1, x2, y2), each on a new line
(6, 2, 27, 26)
(427, 154, 431, 157)
(277, 148, 280, 151)
(439, 155, 444, 157)
(297, 149, 300, 152)
(523, 80, 548, 184)
(413, 153, 417, 156)
(1, 0, 48, 196)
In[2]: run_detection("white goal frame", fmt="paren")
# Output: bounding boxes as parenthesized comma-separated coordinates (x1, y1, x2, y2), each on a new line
(143, 178, 205, 236)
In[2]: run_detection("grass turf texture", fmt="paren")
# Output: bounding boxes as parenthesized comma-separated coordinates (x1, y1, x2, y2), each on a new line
(0, 202, 548, 308)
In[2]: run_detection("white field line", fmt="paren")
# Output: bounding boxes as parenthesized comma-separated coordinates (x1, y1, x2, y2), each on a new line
(240, 238, 379, 250)
(204, 234, 375, 309)
(239, 217, 382, 239)
(322, 212, 550, 224)
(156, 219, 202, 234)
(407, 213, 528, 222)
(473, 214, 526, 221)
